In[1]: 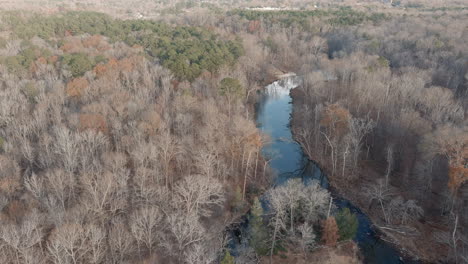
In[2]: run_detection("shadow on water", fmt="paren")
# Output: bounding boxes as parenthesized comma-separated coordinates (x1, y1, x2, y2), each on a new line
(228, 77, 420, 264)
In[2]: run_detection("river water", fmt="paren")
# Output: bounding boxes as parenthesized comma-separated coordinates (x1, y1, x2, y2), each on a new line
(249, 77, 419, 264)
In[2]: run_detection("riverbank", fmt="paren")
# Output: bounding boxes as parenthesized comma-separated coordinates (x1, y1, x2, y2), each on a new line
(259, 241, 361, 264)
(290, 87, 449, 263)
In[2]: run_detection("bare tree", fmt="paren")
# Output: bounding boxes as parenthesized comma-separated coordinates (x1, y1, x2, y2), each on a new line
(364, 179, 393, 224)
(174, 175, 225, 217)
(434, 213, 462, 263)
(297, 222, 316, 256)
(52, 126, 81, 174)
(164, 211, 205, 258)
(47, 223, 89, 264)
(301, 181, 330, 223)
(183, 239, 221, 264)
(194, 149, 217, 178)
(157, 131, 181, 188)
(84, 225, 107, 264)
(385, 144, 394, 188)
(108, 217, 135, 263)
(387, 196, 424, 225)
(80, 169, 128, 221)
(0, 210, 44, 264)
(45, 169, 75, 211)
(420, 86, 464, 125)
(267, 187, 287, 264)
(130, 206, 164, 254)
(347, 117, 375, 171)
(264, 178, 329, 262)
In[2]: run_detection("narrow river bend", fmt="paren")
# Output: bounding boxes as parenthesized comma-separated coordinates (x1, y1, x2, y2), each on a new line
(239, 76, 419, 264)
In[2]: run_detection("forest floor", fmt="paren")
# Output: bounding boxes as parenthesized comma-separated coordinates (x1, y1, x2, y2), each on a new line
(259, 241, 361, 264)
(328, 164, 450, 263)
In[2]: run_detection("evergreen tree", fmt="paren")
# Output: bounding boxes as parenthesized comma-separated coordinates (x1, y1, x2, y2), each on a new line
(220, 251, 235, 264)
(62, 53, 95, 77)
(219, 77, 243, 98)
(249, 197, 270, 255)
(335, 208, 358, 241)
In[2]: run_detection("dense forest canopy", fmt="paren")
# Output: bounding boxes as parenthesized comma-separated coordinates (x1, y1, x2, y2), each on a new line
(0, 1, 466, 263)
(0, 11, 243, 80)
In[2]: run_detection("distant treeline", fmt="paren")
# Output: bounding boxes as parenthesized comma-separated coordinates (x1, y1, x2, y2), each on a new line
(229, 7, 388, 29)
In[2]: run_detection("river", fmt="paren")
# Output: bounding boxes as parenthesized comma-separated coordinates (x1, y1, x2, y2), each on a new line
(236, 76, 419, 263)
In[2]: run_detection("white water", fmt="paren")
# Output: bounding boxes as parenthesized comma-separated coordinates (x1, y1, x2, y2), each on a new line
(264, 76, 302, 98)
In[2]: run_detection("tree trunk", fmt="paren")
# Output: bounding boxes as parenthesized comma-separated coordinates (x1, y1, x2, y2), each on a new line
(243, 151, 252, 200)
(254, 150, 259, 179)
(270, 215, 280, 264)
(380, 199, 389, 224)
(342, 145, 349, 178)
(453, 214, 459, 263)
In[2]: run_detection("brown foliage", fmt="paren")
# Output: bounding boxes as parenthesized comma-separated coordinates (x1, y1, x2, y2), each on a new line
(48, 55, 59, 64)
(322, 217, 339, 247)
(36, 56, 47, 65)
(93, 63, 109, 78)
(83, 35, 110, 52)
(60, 40, 83, 53)
(79, 113, 108, 134)
(66, 77, 89, 97)
(423, 125, 468, 194)
(244, 132, 262, 148)
(320, 104, 351, 139)
(448, 166, 468, 194)
(94, 56, 144, 80)
(82, 35, 103, 48)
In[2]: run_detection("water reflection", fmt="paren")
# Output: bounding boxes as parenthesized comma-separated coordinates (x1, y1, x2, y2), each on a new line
(245, 77, 420, 264)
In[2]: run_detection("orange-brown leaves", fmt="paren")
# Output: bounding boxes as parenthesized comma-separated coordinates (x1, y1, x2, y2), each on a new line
(448, 166, 468, 193)
(93, 55, 144, 79)
(322, 216, 340, 247)
(422, 125, 467, 195)
(447, 134, 468, 193)
(119, 57, 137, 73)
(82, 35, 103, 48)
(61, 35, 110, 54)
(244, 133, 263, 149)
(79, 113, 108, 134)
(85, 35, 110, 51)
(48, 55, 59, 64)
(66, 77, 89, 97)
(171, 79, 180, 90)
(320, 104, 351, 139)
(93, 63, 108, 78)
(60, 40, 83, 53)
(36, 56, 48, 65)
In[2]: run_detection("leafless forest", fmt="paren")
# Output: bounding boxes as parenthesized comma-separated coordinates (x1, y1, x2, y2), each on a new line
(0, 0, 466, 263)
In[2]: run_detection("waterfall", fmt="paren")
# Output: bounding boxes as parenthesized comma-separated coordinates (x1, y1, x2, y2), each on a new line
(264, 76, 302, 98)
